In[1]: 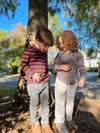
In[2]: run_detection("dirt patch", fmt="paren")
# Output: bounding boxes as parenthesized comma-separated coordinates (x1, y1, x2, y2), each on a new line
(0, 97, 100, 133)
(74, 98, 100, 133)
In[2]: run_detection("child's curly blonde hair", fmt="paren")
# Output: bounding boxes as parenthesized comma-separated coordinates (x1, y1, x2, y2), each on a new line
(56, 30, 79, 52)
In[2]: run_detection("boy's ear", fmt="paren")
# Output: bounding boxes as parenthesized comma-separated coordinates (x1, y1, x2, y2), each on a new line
(36, 38, 39, 42)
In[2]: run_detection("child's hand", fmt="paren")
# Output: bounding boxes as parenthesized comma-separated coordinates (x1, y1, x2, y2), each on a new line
(60, 64, 71, 71)
(32, 73, 42, 83)
(48, 71, 52, 78)
(78, 79, 85, 87)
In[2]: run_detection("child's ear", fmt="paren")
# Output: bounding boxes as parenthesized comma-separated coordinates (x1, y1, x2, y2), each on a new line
(36, 38, 39, 42)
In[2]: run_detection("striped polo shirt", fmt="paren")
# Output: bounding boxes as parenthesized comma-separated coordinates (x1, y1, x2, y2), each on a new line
(20, 45, 49, 84)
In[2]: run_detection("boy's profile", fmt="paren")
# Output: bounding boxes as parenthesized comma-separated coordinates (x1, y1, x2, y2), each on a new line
(20, 28, 54, 133)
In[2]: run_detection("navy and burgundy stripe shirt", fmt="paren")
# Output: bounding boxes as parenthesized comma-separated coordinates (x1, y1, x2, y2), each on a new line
(20, 45, 49, 84)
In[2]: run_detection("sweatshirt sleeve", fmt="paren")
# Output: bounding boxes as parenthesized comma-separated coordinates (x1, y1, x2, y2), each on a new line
(20, 48, 35, 78)
(78, 52, 86, 80)
(53, 53, 60, 70)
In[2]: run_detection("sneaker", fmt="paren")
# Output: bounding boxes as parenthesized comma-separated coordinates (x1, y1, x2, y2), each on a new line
(69, 120, 78, 130)
(32, 124, 42, 133)
(56, 123, 69, 133)
(42, 123, 53, 133)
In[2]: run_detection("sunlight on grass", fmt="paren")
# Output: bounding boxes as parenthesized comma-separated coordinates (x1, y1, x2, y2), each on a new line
(0, 86, 16, 98)
(88, 76, 100, 81)
(0, 73, 20, 77)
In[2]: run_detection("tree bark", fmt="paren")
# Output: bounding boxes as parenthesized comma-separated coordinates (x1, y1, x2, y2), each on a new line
(27, 0, 48, 37)
(98, 65, 100, 77)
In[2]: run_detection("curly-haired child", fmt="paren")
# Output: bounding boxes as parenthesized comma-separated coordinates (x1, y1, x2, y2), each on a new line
(53, 30, 86, 133)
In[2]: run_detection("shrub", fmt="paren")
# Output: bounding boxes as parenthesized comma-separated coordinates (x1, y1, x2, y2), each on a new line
(86, 67, 98, 72)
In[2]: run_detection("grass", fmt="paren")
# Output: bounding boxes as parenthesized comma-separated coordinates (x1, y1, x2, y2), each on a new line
(0, 86, 16, 98)
(0, 72, 7, 77)
(88, 76, 100, 81)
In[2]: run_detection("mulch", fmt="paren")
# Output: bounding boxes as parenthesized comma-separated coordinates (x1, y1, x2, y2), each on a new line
(0, 96, 100, 133)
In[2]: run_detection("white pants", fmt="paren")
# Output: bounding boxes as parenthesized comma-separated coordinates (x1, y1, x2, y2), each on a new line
(55, 77, 77, 123)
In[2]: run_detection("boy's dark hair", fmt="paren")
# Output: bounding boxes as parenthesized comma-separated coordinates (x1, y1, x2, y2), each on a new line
(56, 30, 79, 52)
(35, 28, 54, 47)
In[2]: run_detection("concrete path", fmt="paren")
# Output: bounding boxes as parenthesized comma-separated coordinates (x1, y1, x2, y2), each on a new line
(0, 76, 19, 88)
(0, 73, 100, 102)
(75, 81, 100, 102)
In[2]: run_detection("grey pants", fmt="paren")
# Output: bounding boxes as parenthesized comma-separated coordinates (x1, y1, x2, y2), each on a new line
(55, 78, 77, 123)
(27, 81, 49, 126)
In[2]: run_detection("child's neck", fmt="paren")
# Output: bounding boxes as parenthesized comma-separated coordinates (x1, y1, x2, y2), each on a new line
(67, 50, 71, 53)
(35, 42, 39, 49)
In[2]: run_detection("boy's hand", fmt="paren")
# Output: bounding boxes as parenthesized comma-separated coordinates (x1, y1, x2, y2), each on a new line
(78, 79, 85, 87)
(32, 73, 42, 83)
(60, 65, 71, 71)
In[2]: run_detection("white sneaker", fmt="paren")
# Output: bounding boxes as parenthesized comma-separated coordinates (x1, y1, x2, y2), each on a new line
(56, 123, 69, 133)
(69, 120, 78, 129)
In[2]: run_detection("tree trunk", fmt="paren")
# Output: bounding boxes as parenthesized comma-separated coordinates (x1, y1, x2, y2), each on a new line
(11, 0, 48, 111)
(27, 0, 48, 37)
(11, 69, 29, 111)
(98, 65, 100, 77)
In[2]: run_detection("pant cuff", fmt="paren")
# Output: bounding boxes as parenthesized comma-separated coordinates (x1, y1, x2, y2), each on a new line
(32, 123, 40, 126)
(41, 121, 49, 126)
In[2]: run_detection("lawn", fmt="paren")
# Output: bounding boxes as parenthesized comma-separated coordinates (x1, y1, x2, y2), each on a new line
(0, 86, 16, 98)
(88, 76, 100, 81)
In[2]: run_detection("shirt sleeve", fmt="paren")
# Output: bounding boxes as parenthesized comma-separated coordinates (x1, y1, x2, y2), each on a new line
(53, 53, 60, 70)
(78, 52, 86, 80)
(20, 48, 35, 78)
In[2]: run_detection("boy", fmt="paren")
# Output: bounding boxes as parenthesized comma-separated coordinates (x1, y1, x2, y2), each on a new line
(20, 29, 54, 133)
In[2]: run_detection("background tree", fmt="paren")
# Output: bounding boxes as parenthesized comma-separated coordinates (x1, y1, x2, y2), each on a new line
(0, 0, 20, 19)
(74, 0, 100, 49)
(48, 12, 62, 68)
(0, 30, 10, 71)
(0, 24, 26, 73)
(62, 0, 100, 49)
